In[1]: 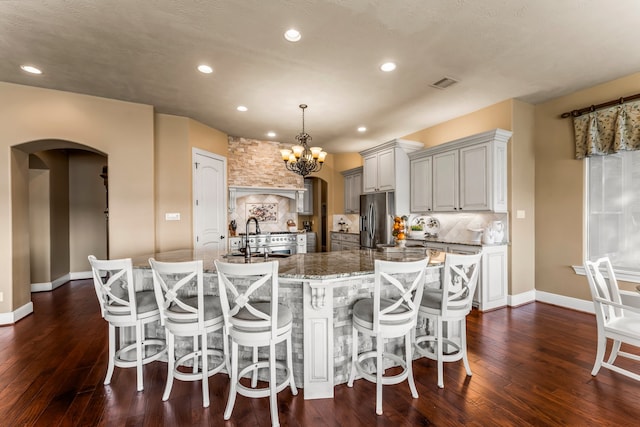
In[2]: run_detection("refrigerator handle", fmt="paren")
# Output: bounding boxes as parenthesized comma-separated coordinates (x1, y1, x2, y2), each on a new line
(369, 203, 375, 242)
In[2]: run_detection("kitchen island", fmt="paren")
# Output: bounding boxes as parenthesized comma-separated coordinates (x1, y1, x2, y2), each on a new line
(131, 248, 440, 400)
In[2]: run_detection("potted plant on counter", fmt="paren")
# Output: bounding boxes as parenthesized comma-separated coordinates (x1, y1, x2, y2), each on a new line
(409, 218, 425, 239)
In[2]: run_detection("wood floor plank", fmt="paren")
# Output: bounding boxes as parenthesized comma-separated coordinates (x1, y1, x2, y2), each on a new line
(3, 280, 640, 426)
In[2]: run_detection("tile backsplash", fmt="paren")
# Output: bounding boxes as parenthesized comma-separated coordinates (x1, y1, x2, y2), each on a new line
(229, 195, 298, 233)
(334, 212, 509, 243)
(423, 212, 509, 243)
(331, 214, 359, 233)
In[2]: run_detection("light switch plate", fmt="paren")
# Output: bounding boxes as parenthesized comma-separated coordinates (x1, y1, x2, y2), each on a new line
(516, 210, 525, 219)
(165, 213, 181, 221)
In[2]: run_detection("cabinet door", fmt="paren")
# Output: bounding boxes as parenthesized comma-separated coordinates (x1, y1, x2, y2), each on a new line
(344, 172, 362, 213)
(433, 150, 459, 211)
(377, 148, 395, 191)
(410, 156, 432, 212)
(460, 143, 490, 211)
(351, 172, 362, 212)
(302, 179, 314, 215)
(362, 154, 379, 193)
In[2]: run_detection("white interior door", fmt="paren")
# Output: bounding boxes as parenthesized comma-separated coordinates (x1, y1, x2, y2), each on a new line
(193, 148, 227, 250)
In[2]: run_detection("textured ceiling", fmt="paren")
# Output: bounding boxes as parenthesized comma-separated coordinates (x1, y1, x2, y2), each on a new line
(1, 0, 639, 153)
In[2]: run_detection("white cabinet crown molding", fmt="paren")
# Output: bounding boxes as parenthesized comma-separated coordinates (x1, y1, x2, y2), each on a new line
(359, 138, 423, 157)
(408, 128, 512, 160)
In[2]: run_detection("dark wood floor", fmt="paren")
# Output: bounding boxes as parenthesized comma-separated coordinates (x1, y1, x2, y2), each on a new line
(2, 280, 640, 426)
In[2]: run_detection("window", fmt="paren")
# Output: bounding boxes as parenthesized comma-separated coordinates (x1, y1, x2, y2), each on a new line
(587, 150, 640, 272)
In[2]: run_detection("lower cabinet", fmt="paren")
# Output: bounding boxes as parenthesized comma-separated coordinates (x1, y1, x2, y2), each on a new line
(330, 232, 360, 251)
(424, 242, 507, 311)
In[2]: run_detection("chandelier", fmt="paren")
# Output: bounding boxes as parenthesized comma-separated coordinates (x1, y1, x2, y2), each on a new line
(280, 104, 327, 177)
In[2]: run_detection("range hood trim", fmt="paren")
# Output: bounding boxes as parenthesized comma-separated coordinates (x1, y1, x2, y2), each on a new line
(228, 186, 306, 213)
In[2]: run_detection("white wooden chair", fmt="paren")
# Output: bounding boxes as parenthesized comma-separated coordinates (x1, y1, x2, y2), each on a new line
(214, 260, 297, 427)
(414, 252, 482, 388)
(149, 258, 226, 408)
(347, 257, 429, 415)
(584, 257, 640, 381)
(88, 255, 166, 392)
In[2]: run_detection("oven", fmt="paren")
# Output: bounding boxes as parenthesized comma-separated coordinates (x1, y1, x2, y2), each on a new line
(241, 232, 298, 255)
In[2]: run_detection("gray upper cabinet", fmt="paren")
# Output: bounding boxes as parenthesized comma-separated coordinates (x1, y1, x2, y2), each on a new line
(301, 178, 313, 215)
(342, 167, 362, 214)
(409, 129, 512, 213)
(410, 156, 432, 213)
(360, 139, 424, 215)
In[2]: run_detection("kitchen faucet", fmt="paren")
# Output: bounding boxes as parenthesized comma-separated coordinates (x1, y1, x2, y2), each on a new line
(243, 216, 261, 261)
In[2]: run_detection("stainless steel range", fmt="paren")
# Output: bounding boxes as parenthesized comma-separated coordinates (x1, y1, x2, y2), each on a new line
(239, 231, 303, 255)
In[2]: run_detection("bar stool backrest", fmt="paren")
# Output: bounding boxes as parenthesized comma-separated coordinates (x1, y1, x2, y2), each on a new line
(88, 255, 138, 322)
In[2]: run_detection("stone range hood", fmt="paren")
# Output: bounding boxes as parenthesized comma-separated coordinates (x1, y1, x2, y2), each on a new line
(228, 186, 305, 213)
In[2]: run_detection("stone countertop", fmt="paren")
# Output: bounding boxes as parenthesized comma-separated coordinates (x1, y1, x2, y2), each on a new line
(330, 231, 359, 235)
(132, 248, 437, 281)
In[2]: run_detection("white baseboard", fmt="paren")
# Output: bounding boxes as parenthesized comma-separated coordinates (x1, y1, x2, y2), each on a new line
(535, 290, 594, 314)
(69, 271, 92, 280)
(509, 290, 536, 307)
(0, 301, 34, 325)
(31, 271, 92, 293)
(31, 273, 71, 292)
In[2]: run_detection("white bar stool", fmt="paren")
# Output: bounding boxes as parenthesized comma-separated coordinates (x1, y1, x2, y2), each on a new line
(215, 260, 297, 427)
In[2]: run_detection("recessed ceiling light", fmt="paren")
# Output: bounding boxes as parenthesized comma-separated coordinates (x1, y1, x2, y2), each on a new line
(267, 131, 276, 138)
(380, 62, 396, 72)
(197, 64, 213, 74)
(357, 126, 367, 132)
(237, 105, 248, 112)
(20, 65, 42, 74)
(284, 29, 301, 42)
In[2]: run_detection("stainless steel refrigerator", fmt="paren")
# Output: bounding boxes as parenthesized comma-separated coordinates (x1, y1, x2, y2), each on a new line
(360, 192, 395, 249)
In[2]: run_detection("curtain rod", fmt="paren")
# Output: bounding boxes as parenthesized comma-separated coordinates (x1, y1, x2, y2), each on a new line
(560, 92, 640, 118)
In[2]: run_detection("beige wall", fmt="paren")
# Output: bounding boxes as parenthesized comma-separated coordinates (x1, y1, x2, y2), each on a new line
(28, 168, 50, 283)
(30, 150, 71, 282)
(154, 114, 191, 252)
(69, 151, 107, 272)
(188, 118, 228, 157)
(0, 81, 155, 313)
(535, 72, 640, 298)
(154, 114, 229, 252)
(510, 101, 536, 296)
(403, 100, 513, 147)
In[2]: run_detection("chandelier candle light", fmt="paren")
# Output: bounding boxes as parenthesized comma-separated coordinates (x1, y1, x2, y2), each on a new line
(280, 104, 327, 177)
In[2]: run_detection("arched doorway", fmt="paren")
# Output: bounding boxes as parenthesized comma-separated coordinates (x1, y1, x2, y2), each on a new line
(14, 139, 107, 293)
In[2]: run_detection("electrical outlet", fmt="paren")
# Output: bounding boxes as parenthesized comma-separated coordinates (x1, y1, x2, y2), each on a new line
(516, 210, 526, 219)
(0, 291, 4, 302)
(165, 213, 181, 221)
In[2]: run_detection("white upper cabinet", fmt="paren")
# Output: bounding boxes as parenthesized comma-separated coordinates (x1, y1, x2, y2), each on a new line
(410, 156, 432, 212)
(342, 167, 362, 214)
(460, 143, 491, 211)
(433, 150, 459, 211)
(360, 139, 423, 214)
(409, 129, 511, 213)
(363, 148, 395, 192)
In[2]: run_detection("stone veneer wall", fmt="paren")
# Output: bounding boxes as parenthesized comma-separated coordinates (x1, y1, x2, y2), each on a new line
(227, 136, 303, 188)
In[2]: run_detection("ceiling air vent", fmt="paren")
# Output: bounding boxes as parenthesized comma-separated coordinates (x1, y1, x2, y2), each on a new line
(430, 77, 458, 90)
